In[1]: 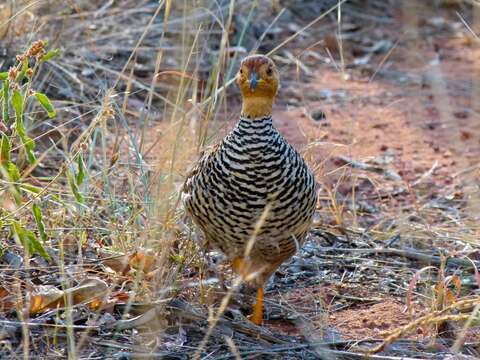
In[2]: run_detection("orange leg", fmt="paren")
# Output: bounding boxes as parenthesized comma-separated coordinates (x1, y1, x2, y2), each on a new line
(232, 256, 246, 276)
(231, 257, 264, 325)
(249, 287, 264, 325)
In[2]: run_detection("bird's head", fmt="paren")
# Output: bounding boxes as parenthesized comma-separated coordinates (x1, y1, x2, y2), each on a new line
(237, 55, 279, 119)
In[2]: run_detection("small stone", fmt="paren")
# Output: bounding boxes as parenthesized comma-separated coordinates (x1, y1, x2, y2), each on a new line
(310, 109, 326, 121)
(460, 131, 472, 140)
(454, 109, 470, 119)
(319, 89, 332, 99)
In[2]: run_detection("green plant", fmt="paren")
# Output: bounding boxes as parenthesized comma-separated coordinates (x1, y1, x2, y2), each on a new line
(0, 40, 59, 260)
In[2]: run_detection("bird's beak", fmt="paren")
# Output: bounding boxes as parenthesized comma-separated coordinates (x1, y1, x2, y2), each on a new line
(249, 71, 258, 91)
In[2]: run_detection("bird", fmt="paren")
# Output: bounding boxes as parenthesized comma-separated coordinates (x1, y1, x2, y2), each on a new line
(182, 54, 317, 325)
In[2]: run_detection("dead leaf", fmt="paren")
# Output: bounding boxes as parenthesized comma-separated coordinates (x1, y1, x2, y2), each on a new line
(102, 255, 131, 274)
(0, 287, 15, 312)
(69, 278, 108, 305)
(406, 266, 436, 317)
(445, 289, 456, 305)
(113, 291, 130, 302)
(145, 268, 162, 281)
(29, 285, 64, 314)
(450, 275, 462, 296)
(63, 234, 79, 253)
(29, 278, 109, 314)
(129, 249, 156, 273)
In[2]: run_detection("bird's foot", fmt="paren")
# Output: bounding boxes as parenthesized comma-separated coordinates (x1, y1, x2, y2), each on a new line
(231, 257, 264, 325)
(247, 287, 263, 325)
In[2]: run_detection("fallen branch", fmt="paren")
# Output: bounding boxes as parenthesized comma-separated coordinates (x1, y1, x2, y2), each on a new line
(325, 248, 479, 270)
(112, 299, 288, 345)
(335, 155, 402, 181)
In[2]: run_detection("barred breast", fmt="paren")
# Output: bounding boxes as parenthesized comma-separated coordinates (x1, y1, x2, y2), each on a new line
(183, 115, 317, 266)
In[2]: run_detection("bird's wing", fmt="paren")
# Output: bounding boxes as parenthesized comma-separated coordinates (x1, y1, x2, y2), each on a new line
(182, 143, 220, 195)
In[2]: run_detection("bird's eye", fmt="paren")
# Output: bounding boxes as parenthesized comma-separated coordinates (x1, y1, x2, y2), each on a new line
(266, 66, 273, 76)
(240, 69, 243, 74)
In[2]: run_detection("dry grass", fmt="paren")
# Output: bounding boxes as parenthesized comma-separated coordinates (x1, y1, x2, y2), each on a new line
(1, 0, 480, 358)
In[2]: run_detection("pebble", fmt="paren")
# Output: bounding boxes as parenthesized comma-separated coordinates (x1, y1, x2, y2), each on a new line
(310, 109, 327, 121)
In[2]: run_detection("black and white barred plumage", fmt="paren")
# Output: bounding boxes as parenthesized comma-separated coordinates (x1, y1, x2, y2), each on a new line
(182, 115, 317, 279)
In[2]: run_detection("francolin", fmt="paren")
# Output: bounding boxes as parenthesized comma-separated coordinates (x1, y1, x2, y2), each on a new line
(182, 54, 317, 325)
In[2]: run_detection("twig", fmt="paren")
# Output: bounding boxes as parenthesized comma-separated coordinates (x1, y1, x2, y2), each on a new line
(0, 319, 97, 330)
(112, 299, 288, 345)
(335, 156, 401, 181)
(327, 248, 478, 269)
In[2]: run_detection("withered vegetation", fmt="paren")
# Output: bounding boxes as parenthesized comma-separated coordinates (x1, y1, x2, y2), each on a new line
(1, 1, 480, 359)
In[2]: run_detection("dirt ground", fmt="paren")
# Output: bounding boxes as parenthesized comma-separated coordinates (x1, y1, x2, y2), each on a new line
(2, 1, 480, 359)
(140, 2, 480, 356)
(219, 2, 480, 349)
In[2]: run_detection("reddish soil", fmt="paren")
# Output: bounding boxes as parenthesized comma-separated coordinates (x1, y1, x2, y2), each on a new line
(261, 8, 480, 342)
(328, 298, 417, 340)
(273, 39, 480, 188)
(148, 3, 480, 346)
(266, 284, 425, 341)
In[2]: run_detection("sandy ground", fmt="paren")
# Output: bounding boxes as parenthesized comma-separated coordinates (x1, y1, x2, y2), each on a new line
(223, 5, 480, 342)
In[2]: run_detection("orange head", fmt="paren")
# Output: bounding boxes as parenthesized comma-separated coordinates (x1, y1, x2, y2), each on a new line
(237, 55, 279, 119)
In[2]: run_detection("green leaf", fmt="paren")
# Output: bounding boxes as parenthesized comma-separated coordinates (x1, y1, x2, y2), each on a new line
(15, 121, 36, 164)
(42, 48, 60, 62)
(11, 221, 24, 246)
(12, 91, 36, 164)
(11, 89, 23, 121)
(34, 92, 56, 118)
(20, 183, 41, 194)
(5, 162, 21, 204)
(67, 170, 84, 204)
(26, 228, 50, 261)
(76, 154, 86, 186)
(32, 203, 48, 242)
(11, 221, 50, 260)
(0, 72, 7, 81)
(7, 162, 20, 182)
(2, 80, 9, 124)
(0, 135, 10, 167)
(15, 58, 29, 83)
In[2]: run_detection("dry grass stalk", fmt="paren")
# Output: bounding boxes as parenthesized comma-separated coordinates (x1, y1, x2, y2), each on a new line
(363, 297, 480, 354)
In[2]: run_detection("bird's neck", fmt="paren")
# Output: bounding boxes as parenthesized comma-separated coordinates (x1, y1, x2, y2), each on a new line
(241, 96, 273, 119)
(238, 114, 273, 128)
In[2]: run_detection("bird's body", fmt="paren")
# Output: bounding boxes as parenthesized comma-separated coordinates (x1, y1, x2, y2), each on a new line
(182, 55, 317, 324)
(183, 115, 316, 273)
